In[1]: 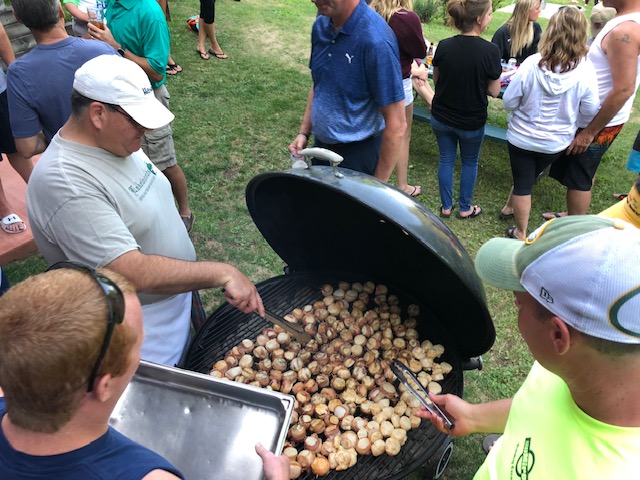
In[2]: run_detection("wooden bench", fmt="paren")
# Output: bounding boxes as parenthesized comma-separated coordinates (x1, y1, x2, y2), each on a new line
(413, 105, 508, 145)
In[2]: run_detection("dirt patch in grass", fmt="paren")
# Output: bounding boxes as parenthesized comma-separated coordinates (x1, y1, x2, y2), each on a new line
(246, 24, 310, 73)
(224, 166, 240, 179)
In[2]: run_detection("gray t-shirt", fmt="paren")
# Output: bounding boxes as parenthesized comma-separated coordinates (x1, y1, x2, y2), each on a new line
(27, 133, 196, 364)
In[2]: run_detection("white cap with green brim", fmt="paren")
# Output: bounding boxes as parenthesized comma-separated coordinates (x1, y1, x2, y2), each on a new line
(475, 215, 640, 344)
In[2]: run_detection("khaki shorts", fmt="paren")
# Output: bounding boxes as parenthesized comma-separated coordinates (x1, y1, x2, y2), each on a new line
(141, 84, 177, 171)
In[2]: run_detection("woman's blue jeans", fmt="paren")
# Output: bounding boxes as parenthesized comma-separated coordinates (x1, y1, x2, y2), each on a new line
(431, 115, 484, 212)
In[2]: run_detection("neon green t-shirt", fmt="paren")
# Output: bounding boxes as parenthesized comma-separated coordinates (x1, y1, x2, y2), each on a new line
(474, 362, 640, 480)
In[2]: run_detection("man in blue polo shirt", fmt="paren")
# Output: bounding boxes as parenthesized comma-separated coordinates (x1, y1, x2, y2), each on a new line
(289, 0, 406, 179)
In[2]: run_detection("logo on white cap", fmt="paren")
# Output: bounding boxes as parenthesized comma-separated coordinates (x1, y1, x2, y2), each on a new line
(609, 287, 640, 339)
(539, 287, 554, 304)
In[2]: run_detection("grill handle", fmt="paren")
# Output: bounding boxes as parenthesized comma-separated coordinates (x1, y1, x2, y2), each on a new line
(461, 356, 483, 371)
(299, 147, 344, 177)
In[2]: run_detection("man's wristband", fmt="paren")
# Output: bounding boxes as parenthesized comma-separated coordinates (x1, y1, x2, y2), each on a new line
(298, 131, 310, 139)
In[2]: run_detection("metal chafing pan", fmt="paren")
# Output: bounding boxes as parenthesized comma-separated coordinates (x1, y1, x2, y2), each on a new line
(109, 360, 295, 480)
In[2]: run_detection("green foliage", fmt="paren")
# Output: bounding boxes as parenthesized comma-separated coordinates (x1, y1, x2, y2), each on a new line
(413, 0, 444, 24)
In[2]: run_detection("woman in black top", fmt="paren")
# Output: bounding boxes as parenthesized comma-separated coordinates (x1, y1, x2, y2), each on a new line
(431, 0, 502, 219)
(491, 0, 542, 65)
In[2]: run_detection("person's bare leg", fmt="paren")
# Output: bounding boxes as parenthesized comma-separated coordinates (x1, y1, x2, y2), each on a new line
(202, 21, 226, 57)
(567, 188, 592, 215)
(397, 103, 419, 195)
(197, 22, 210, 59)
(511, 194, 531, 240)
(162, 164, 192, 218)
(501, 186, 514, 216)
(0, 177, 26, 233)
(412, 77, 434, 108)
(6, 152, 33, 183)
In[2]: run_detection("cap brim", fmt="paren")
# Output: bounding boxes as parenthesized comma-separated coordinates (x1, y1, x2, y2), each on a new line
(122, 100, 175, 130)
(474, 238, 527, 292)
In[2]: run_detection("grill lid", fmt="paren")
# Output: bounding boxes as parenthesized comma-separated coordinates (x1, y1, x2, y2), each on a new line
(245, 166, 495, 359)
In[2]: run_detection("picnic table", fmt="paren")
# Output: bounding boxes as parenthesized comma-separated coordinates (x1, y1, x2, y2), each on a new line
(412, 66, 511, 145)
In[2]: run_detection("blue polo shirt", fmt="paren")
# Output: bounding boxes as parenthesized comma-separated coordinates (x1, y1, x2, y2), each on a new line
(310, 0, 404, 144)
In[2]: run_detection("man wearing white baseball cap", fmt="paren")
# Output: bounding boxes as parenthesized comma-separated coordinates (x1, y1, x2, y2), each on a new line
(27, 55, 264, 368)
(418, 215, 640, 479)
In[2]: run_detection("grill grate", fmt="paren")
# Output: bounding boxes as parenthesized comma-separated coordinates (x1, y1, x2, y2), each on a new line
(184, 271, 464, 480)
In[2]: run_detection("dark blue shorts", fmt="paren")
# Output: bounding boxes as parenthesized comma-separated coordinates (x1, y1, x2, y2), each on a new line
(0, 90, 17, 157)
(549, 124, 623, 191)
(312, 134, 382, 176)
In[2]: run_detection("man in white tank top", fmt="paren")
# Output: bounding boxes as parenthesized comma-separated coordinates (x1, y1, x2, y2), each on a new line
(543, 0, 640, 220)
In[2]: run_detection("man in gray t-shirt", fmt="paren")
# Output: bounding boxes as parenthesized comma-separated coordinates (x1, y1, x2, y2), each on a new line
(27, 55, 264, 366)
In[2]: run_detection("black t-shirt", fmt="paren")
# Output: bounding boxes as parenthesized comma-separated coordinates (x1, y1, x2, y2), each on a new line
(491, 22, 543, 65)
(431, 35, 502, 131)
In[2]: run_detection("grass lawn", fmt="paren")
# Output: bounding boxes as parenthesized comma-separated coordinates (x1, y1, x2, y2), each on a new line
(5, 1, 639, 478)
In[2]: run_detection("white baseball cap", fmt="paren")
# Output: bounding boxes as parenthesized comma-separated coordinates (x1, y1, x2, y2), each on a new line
(73, 55, 174, 130)
(475, 216, 640, 344)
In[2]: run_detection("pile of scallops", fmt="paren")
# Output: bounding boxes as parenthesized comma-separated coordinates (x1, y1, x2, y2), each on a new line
(209, 281, 452, 478)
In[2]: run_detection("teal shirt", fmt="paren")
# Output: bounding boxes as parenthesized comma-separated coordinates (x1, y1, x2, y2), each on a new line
(106, 0, 169, 88)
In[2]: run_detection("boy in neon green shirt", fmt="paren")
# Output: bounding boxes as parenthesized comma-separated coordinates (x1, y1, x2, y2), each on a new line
(420, 215, 640, 479)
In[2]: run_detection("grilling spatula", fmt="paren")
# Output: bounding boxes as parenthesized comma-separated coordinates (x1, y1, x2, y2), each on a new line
(263, 309, 312, 345)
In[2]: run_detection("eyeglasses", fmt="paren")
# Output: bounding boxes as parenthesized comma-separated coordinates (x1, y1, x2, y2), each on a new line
(46, 261, 125, 392)
(104, 103, 146, 130)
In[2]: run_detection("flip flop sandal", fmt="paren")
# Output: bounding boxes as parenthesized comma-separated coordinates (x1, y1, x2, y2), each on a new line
(168, 63, 182, 73)
(196, 49, 210, 60)
(1, 213, 27, 234)
(208, 48, 228, 60)
(541, 211, 566, 221)
(498, 210, 514, 221)
(439, 205, 454, 219)
(457, 205, 483, 219)
(505, 226, 518, 239)
(405, 185, 422, 197)
(181, 213, 196, 233)
(166, 65, 178, 75)
(612, 193, 628, 201)
(482, 434, 501, 454)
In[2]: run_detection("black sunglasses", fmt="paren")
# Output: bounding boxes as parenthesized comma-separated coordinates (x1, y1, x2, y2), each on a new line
(46, 261, 125, 392)
(103, 103, 145, 130)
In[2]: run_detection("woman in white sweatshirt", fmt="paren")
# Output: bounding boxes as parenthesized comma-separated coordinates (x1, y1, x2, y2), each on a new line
(499, 6, 600, 239)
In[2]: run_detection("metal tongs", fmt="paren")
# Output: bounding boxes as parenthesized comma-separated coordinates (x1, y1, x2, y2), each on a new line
(263, 309, 312, 345)
(390, 359, 454, 430)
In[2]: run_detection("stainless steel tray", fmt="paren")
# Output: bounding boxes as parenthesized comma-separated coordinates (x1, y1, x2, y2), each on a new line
(109, 360, 295, 480)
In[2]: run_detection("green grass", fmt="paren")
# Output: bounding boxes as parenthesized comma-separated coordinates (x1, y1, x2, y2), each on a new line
(4, 1, 639, 478)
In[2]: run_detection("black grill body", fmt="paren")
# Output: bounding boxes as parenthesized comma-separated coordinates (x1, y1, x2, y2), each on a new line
(184, 167, 496, 479)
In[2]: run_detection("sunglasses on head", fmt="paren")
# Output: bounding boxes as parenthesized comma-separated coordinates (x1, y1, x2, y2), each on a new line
(46, 261, 125, 392)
